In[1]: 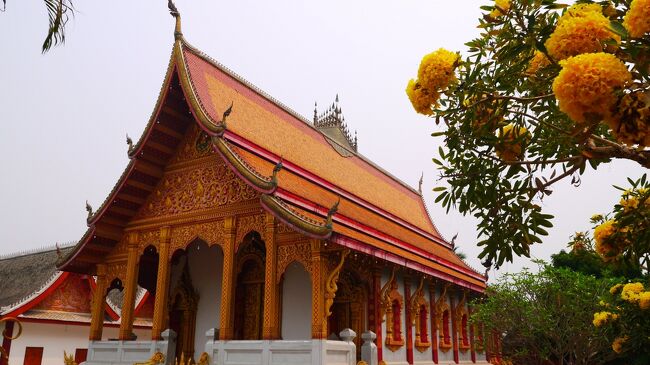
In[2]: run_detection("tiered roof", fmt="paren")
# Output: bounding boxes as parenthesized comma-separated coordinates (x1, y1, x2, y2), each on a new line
(57, 8, 486, 291)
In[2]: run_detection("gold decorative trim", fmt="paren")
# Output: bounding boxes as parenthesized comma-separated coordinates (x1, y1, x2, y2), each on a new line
(435, 284, 452, 352)
(324, 249, 349, 317)
(260, 194, 336, 239)
(212, 136, 282, 193)
(133, 352, 165, 365)
(380, 267, 405, 352)
(410, 277, 431, 352)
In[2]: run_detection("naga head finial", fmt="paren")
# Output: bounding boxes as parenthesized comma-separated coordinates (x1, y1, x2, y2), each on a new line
(85, 200, 93, 219)
(126, 133, 134, 154)
(325, 198, 340, 229)
(418, 172, 424, 194)
(168, 0, 182, 39)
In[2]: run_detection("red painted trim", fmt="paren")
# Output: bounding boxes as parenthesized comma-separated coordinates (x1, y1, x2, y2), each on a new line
(1, 320, 14, 365)
(332, 234, 485, 293)
(3, 272, 70, 318)
(373, 273, 383, 362)
(87, 277, 120, 321)
(430, 288, 439, 364)
(405, 279, 414, 365)
(133, 292, 150, 317)
(13, 317, 149, 329)
(451, 295, 459, 364)
(470, 309, 476, 363)
(222, 130, 452, 249)
(274, 188, 485, 284)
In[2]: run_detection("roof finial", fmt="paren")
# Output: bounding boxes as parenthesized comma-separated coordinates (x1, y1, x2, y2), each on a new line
(85, 200, 93, 219)
(168, 0, 182, 39)
(335, 94, 339, 103)
(313, 102, 318, 124)
(418, 172, 424, 194)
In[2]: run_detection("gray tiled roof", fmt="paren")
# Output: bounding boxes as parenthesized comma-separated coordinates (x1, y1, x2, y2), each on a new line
(0, 245, 74, 310)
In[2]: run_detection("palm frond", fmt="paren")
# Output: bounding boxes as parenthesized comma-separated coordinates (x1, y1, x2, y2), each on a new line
(42, 0, 75, 53)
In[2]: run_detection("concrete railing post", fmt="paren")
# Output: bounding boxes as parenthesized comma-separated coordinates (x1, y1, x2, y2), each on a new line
(361, 331, 378, 365)
(339, 329, 357, 365)
(161, 329, 177, 365)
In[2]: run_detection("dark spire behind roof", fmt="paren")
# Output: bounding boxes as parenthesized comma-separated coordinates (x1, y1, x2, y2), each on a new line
(314, 95, 358, 152)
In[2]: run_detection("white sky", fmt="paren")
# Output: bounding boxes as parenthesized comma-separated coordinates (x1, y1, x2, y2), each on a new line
(0, 1, 643, 278)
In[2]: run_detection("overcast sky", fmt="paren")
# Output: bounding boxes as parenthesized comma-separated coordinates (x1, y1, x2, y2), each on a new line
(0, 1, 643, 277)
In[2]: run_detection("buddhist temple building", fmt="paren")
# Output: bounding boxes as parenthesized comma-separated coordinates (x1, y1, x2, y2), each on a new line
(55, 5, 489, 365)
(0, 245, 151, 365)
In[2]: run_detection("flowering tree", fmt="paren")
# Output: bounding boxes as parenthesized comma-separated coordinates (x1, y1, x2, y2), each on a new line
(471, 263, 617, 365)
(587, 175, 650, 362)
(405, 0, 650, 268)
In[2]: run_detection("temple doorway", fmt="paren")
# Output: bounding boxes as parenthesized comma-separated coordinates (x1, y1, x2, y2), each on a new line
(233, 232, 266, 340)
(169, 253, 199, 361)
(328, 271, 368, 359)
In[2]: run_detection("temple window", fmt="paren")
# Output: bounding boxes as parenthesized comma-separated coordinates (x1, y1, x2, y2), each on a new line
(419, 305, 428, 343)
(380, 270, 405, 351)
(410, 279, 431, 352)
(392, 299, 402, 341)
(437, 307, 452, 351)
(461, 313, 470, 348)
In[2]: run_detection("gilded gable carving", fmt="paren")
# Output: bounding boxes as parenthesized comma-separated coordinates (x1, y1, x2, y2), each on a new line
(33, 274, 92, 313)
(235, 214, 266, 251)
(276, 242, 312, 282)
(171, 123, 213, 164)
(135, 160, 258, 219)
(170, 220, 225, 253)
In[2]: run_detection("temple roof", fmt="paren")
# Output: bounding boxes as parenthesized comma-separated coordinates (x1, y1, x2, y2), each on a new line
(0, 245, 73, 311)
(56, 12, 486, 291)
(0, 245, 147, 322)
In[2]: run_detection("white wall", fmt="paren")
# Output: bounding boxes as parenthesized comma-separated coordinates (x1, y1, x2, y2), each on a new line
(186, 242, 223, 359)
(280, 262, 312, 340)
(7, 322, 148, 365)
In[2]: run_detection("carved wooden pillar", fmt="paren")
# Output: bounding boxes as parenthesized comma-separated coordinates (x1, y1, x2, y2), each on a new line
(372, 268, 384, 362)
(450, 290, 459, 364)
(404, 277, 414, 365)
(262, 213, 279, 339)
(310, 240, 327, 339)
(89, 264, 108, 341)
(429, 283, 439, 364)
(219, 216, 236, 340)
(119, 232, 140, 340)
(152, 226, 171, 340)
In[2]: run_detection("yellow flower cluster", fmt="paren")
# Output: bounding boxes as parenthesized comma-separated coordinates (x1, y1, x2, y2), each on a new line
(552, 53, 631, 124)
(525, 51, 551, 76)
(594, 220, 618, 261)
(545, 4, 619, 61)
(621, 282, 645, 302)
(490, 0, 511, 18)
(610, 283, 623, 295)
(612, 336, 628, 354)
(418, 48, 459, 92)
(405, 80, 436, 116)
(607, 90, 650, 147)
(623, 0, 650, 38)
(640, 292, 650, 309)
(495, 124, 530, 161)
(406, 48, 459, 116)
(592, 311, 618, 327)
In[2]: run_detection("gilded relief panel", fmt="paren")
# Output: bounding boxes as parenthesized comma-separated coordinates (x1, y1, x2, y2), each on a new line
(134, 159, 258, 220)
(276, 241, 312, 282)
(170, 220, 225, 253)
(170, 123, 213, 165)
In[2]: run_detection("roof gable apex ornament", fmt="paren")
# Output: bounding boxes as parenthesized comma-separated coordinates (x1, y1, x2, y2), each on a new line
(126, 133, 134, 156)
(168, 0, 182, 40)
(85, 200, 93, 222)
(418, 172, 424, 195)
